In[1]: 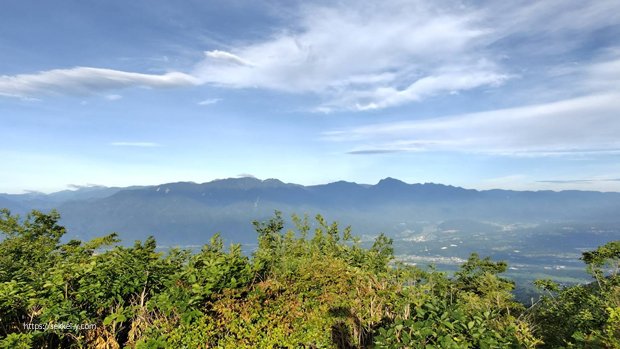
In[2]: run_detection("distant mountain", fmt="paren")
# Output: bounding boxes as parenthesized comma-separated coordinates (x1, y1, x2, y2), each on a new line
(0, 186, 137, 214)
(2, 177, 620, 245)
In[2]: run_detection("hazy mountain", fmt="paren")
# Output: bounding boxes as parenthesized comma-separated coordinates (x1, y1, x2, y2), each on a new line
(2, 177, 620, 246)
(0, 186, 138, 215)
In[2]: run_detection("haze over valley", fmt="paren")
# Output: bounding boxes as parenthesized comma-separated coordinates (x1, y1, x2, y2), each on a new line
(3, 176, 618, 296)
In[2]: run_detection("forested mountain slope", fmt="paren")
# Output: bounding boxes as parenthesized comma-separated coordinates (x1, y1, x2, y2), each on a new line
(2, 177, 620, 245)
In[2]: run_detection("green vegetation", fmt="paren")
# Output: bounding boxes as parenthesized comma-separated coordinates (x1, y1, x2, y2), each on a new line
(0, 209, 618, 348)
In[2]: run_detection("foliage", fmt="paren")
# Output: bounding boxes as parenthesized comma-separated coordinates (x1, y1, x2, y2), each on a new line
(529, 241, 620, 348)
(373, 253, 538, 348)
(0, 209, 618, 348)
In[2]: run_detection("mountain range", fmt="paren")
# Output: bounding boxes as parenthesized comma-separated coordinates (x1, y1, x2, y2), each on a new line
(2, 177, 620, 245)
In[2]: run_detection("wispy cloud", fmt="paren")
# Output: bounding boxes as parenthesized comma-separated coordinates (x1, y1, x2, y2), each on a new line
(197, 98, 221, 106)
(582, 54, 620, 93)
(67, 183, 106, 189)
(109, 142, 161, 147)
(105, 94, 122, 101)
(190, 0, 620, 111)
(537, 178, 620, 184)
(484, 1, 620, 50)
(347, 67, 509, 111)
(204, 50, 254, 66)
(192, 1, 506, 111)
(0, 67, 198, 99)
(347, 149, 404, 155)
(476, 175, 620, 192)
(326, 92, 620, 156)
(1, 0, 618, 112)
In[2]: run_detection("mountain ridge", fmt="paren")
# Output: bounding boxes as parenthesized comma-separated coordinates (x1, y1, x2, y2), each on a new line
(4, 176, 620, 198)
(2, 177, 620, 246)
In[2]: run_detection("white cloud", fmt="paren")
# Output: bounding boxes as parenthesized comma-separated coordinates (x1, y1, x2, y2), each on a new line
(474, 175, 620, 192)
(583, 54, 620, 93)
(67, 183, 106, 190)
(486, 0, 620, 42)
(190, 0, 620, 111)
(197, 98, 221, 106)
(348, 66, 510, 111)
(326, 92, 620, 156)
(192, 1, 505, 110)
(109, 142, 161, 147)
(204, 50, 254, 66)
(0, 67, 198, 99)
(105, 94, 122, 101)
(1, 0, 618, 112)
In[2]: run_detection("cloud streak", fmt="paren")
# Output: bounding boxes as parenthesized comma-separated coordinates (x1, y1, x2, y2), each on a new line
(326, 92, 620, 156)
(105, 94, 122, 101)
(197, 98, 221, 106)
(347, 149, 404, 155)
(537, 179, 620, 184)
(67, 183, 106, 189)
(0, 67, 198, 99)
(109, 142, 161, 147)
(349, 67, 509, 111)
(204, 50, 254, 66)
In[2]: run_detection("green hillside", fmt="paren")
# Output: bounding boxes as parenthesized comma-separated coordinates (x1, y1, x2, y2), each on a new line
(1, 209, 618, 348)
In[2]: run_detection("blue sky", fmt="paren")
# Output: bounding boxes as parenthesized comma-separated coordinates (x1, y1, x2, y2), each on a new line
(1, 0, 620, 193)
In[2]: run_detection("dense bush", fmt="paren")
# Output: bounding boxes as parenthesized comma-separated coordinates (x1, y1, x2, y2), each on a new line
(530, 241, 620, 348)
(0, 209, 618, 348)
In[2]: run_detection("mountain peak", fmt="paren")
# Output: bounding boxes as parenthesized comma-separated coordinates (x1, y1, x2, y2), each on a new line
(263, 178, 285, 186)
(207, 177, 262, 189)
(376, 177, 407, 186)
(205, 177, 296, 190)
(326, 180, 360, 186)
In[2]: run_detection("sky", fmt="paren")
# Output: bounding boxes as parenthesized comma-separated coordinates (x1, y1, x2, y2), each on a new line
(1, 0, 620, 194)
